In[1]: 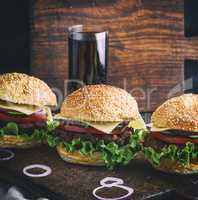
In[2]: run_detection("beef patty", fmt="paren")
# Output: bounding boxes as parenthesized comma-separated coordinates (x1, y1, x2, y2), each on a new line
(144, 133, 198, 151)
(53, 127, 133, 145)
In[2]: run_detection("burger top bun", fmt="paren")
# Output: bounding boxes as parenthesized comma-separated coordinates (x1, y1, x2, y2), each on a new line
(151, 94, 198, 132)
(60, 84, 141, 122)
(0, 73, 57, 107)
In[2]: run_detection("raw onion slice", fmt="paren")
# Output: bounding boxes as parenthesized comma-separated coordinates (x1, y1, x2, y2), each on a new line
(92, 177, 134, 200)
(0, 149, 15, 161)
(23, 164, 52, 178)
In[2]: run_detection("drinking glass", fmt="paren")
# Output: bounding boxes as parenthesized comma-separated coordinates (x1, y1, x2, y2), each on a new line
(67, 25, 108, 93)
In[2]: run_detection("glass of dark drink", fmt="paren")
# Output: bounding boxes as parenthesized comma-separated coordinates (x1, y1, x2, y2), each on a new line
(67, 25, 108, 93)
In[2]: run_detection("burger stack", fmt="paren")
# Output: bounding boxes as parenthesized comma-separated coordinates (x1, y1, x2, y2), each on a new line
(50, 84, 146, 168)
(144, 94, 198, 174)
(0, 73, 57, 148)
(0, 72, 197, 173)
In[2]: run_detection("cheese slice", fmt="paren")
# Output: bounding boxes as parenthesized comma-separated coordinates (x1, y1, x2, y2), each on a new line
(44, 107, 53, 122)
(86, 121, 121, 134)
(150, 124, 198, 133)
(54, 114, 75, 121)
(128, 117, 147, 130)
(150, 126, 171, 132)
(0, 100, 42, 115)
(54, 114, 120, 134)
(148, 123, 172, 132)
(54, 114, 147, 134)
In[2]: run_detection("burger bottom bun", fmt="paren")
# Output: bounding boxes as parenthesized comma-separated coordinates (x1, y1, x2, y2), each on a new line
(0, 135, 41, 148)
(149, 158, 198, 174)
(56, 145, 105, 166)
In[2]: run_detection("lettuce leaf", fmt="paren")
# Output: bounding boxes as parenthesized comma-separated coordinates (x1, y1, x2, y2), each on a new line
(47, 120, 60, 131)
(7, 111, 27, 116)
(46, 129, 146, 169)
(143, 142, 198, 166)
(0, 121, 147, 169)
(2, 122, 19, 135)
(0, 121, 59, 143)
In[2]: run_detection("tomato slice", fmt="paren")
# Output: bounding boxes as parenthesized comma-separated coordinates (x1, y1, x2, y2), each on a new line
(0, 112, 47, 124)
(59, 125, 123, 135)
(151, 132, 198, 144)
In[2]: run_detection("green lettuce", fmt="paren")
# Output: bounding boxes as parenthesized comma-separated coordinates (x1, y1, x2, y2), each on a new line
(0, 121, 59, 143)
(46, 129, 146, 169)
(1, 122, 19, 136)
(47, 120, 60, 131)
(143, 142, 198, 166)
(7, 111, 27, 116)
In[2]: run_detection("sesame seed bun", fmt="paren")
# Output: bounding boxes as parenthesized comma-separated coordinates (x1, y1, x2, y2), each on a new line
(57, 145, 105, 166)
(0, 73, 57, 107)
(150, 158, 198, 174)
(0, 135, 41, 148)
(60, 84, 140, 122)
(151, 94, 198, 132)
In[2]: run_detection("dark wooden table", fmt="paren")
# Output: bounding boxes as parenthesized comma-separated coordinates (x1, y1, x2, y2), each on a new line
(0, 145, 198, 200)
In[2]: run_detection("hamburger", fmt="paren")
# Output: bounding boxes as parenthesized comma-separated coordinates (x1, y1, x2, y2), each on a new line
(144, 94, 198, 174)
(0, 73, 57, 148)
(47, 84, 146, 169)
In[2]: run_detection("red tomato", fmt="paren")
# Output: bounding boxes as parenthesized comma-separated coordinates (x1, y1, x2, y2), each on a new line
(59, 125, 123, 135)
(0, 112, 47, 124)
(151, 132, 198, 144)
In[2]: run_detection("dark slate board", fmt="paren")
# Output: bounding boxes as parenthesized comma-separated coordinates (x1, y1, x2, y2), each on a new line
(0, 145, 198, 200)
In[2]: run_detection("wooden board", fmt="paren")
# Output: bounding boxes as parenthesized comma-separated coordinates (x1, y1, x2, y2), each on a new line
(30, 0, 198, 112)
(1, 145, 198, 200)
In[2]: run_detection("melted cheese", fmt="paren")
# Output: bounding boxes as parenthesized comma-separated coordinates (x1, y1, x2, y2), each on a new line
(147, 123, 171, 132)
(150, 126, 171, 132)
(54, 114, 120, 134)
(54, 114, 75, 121)
(149, 124, 198, 133)
(54, 114, 147, 134)
(128, 117, 147, 130)
(86, 121, 121, 134)
(44, 107, 53, 122)
(0, 100, 42, 115)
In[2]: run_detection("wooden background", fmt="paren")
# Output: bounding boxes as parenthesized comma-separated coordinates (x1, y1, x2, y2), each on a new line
(30, 0, 198, 112)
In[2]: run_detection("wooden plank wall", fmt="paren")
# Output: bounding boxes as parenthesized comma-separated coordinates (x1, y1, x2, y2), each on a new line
(30, 0, 198, 112)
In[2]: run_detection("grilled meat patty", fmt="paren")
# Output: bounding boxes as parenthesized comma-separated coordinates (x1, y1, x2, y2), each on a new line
(53, 126, 133, 144)
(159, 130, 198, 137)
(144, 133, 198, 151)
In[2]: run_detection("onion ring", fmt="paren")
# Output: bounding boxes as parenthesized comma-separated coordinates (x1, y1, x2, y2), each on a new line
(23, 164, 52, 178)
(0, 149, 15, 161)
(93, 177, 134, 200)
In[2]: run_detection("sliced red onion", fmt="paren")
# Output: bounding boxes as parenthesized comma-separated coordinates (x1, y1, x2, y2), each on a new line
(0, 149, 15, 161)
(93, 177, 134, 200)
(146, 123, 152, 128)
(23, 164, 52, 178)
(100, 177, 124, 187)
(34, 109, 46, 115)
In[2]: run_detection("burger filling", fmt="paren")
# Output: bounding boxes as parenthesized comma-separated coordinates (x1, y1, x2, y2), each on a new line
(47, 118, 147, 169)
(144, 129, 198, 166)
(54, 121, 131, 144)
(0, 102, 58, 143)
